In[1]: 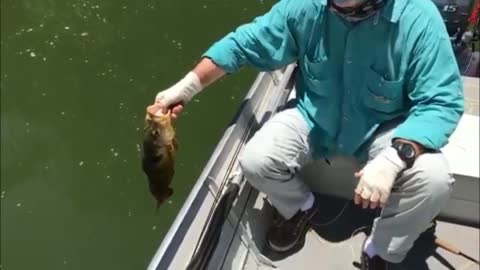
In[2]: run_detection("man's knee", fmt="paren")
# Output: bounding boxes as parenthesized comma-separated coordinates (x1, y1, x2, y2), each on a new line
(410, 152, 454, 200)
(238, 139, 279, 182)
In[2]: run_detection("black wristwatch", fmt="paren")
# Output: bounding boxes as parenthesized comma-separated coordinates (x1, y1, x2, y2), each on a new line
(392, 141, 416, 168)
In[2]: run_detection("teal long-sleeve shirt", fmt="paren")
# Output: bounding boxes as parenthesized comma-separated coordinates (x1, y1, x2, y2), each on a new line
(203, 0, 464, 158)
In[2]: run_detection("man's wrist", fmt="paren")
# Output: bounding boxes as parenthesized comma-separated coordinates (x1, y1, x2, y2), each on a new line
(383, 146, 407, 170)
(391, 138, 427, 168)
(193, 57, 226, 87)
(177, 72, 203, 102)
(393, 138, 425, 158)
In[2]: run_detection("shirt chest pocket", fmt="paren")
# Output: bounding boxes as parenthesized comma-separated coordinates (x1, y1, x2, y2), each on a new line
(362, 68, 405, 119)
(300, 55, 335, 98)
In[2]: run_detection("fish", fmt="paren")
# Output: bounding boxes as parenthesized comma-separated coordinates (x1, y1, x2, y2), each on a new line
(141, 106, 178, 208)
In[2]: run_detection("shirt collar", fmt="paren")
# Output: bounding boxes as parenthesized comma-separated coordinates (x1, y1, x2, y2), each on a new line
(320, 0, 407, 23)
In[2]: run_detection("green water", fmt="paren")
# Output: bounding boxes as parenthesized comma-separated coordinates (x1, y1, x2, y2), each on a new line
(0, 0, 273, 269)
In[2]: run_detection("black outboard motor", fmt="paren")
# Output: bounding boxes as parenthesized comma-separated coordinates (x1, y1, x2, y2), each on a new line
(432, 0, 479, 77)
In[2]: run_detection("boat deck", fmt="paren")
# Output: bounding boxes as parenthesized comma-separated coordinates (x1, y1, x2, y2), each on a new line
(261, 194, 479, 270)
(212, 179, 479, 270)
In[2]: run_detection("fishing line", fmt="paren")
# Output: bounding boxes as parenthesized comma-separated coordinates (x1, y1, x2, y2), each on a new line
(310, 199, 353, 227)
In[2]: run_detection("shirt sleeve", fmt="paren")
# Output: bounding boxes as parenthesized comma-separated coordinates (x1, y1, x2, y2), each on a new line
(393, 20, 465, 150)
(202, 0, 300, 73)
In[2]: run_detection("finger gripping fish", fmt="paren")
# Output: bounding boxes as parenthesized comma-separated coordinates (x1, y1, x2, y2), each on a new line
(141, 109, 178, 208)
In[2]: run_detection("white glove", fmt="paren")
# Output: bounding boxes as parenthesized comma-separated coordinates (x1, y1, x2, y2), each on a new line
(155, 71, 203, 107)
(354, 146, 406, 208)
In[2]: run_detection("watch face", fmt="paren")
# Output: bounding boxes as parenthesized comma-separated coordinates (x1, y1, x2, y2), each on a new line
(401, 144, 416, 159)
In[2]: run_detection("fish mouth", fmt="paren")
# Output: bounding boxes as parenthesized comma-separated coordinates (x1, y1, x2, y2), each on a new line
(147, 104, 171, 116)
(146, 109, 171, 123)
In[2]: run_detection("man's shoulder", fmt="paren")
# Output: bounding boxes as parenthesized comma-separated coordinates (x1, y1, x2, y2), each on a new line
(277, 0, 324, 18)
(280, 0, 324, 9)
(398, 0, 448, 38)
(400, 0, 445, 27)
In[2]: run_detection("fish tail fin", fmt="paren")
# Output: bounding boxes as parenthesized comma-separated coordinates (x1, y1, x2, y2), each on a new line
(154, 189, 173, 211)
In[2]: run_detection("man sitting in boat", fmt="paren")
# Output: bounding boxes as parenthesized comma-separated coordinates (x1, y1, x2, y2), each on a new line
(149, 0, 464, 269)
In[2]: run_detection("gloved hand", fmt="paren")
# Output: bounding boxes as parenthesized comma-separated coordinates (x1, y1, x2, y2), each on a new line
(153, 71, 203, 117)
(354, 146, 406, 209)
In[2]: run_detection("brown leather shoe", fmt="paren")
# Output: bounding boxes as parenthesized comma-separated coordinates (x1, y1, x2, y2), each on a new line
(267, 197, 320, 252)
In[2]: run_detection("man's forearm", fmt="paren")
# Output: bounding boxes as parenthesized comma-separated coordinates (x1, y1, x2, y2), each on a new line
(192, 57, 227, 87)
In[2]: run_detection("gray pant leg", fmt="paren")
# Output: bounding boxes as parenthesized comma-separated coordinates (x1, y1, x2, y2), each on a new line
(238, 108, 313, 220)
(366, 123, 455, 263)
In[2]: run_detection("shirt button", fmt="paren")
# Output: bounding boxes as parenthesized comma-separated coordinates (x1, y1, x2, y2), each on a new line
(343, 115, 349, 121)
(338, 144, 344, 149)
(346, 59, 353, 64)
